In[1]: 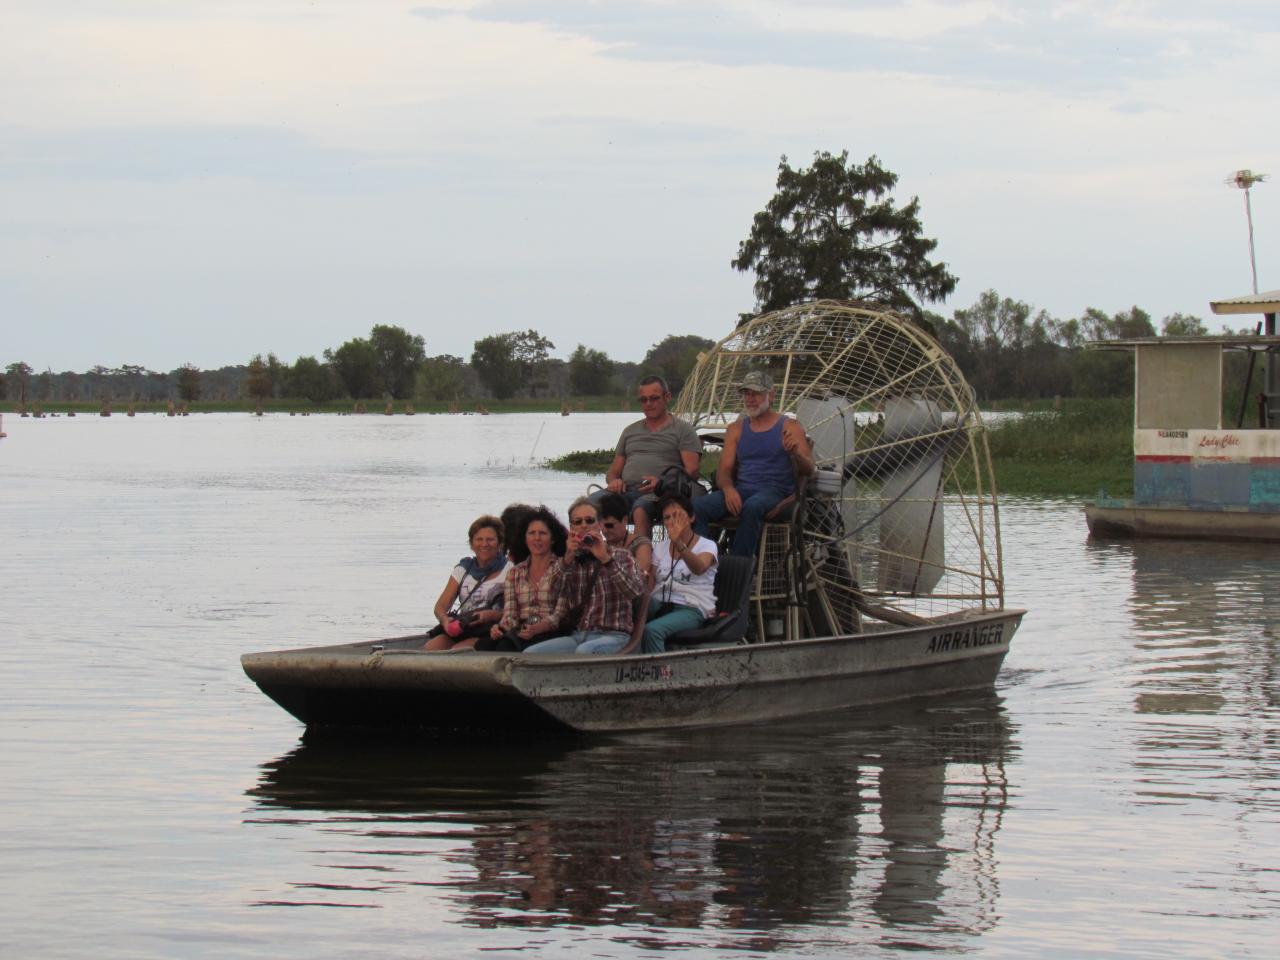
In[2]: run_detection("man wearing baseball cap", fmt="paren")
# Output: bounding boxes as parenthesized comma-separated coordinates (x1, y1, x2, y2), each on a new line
(693, 370, 814, 558)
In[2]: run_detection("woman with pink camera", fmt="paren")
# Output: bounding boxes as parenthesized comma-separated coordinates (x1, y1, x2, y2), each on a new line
(424, 515, 509, 651)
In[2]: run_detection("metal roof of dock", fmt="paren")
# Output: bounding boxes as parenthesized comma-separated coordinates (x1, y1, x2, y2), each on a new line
(1209, 290, 1280, 314)
(1086, 334, 1280, 351)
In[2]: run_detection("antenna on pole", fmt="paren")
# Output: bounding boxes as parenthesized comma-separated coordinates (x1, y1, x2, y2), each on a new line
(1225, 169, 1268, 294)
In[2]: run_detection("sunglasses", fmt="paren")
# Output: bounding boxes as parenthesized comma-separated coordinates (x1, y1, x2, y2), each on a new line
(569, 516, 598, 526)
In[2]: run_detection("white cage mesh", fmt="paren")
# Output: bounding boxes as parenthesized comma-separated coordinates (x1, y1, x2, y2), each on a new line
(673, 300, 1004, 630)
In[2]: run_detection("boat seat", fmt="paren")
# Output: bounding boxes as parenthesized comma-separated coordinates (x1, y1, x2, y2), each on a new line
(665, 555, 755, 648)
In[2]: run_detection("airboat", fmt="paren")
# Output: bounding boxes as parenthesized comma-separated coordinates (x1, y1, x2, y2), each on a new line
(242, 301, 1024, 732)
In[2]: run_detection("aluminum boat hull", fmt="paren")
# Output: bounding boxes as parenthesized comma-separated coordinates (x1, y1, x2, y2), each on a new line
(241, 609, 1024, 733)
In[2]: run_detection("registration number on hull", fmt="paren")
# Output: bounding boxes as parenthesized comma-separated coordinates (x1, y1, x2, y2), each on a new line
(615, 663, 674, 683)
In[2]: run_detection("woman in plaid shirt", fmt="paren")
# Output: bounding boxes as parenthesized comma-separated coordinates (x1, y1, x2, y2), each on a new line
(484, 506, 570, 650)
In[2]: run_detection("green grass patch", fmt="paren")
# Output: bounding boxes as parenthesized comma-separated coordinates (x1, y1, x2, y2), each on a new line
(986, 398, 1133, 498)
(545, 449, 616, 474)
(545, 450, 724, 481)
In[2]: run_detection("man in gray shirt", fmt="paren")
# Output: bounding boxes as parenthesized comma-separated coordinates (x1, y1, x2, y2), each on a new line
(597, 375, 701, 537)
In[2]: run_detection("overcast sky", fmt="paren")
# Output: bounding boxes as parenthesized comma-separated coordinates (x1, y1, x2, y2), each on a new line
(3, 1, 1277, 373)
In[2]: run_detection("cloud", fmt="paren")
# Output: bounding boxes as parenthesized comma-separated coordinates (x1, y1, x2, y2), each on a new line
(453, 0, 1269, 92)
(2, 1, 1277, 370)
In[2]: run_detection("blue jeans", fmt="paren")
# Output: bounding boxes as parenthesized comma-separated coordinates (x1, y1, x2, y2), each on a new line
(693, 484, 790, 558)
(524, 629, 630, 655)
(641, 604, 705, 654)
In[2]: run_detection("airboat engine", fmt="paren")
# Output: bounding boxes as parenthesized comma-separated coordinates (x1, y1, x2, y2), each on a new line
(796, 394, 947, 598)
(876, 397, 946, 596)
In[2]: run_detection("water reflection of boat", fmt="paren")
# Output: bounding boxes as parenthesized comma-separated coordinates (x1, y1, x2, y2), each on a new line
(1095, 537, 1274, 716)
(243, 302, 1023, 732)
(246, 693, 1016, 940)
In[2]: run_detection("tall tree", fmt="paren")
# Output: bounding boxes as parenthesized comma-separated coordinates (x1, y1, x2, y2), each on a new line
(285, 356, 341, 403)
(415, 354, 468, 401)
(325, 337, 380, 399)
(471, 334, 522, 400)
(471, 330, 555, 399)
(641, 334, 714, 395)
(510, 329, 555, 397)
(568, 345, 614, 395)
(1069, 306, 1148, 397)
(86, 365, 110, 400)
(1080, 306, 1156, 342)
(733, 151, 957, 318)
(177, 364, 202, 403)
(951, 290, 1041, 400)
(5, 362, 32, 402)
(245, 354, 273, 402)
(117, 364, 147, 400)
(265, 352, 284, 399)
(368, 324, 427, 399)
(1161, 313, 1208, 336)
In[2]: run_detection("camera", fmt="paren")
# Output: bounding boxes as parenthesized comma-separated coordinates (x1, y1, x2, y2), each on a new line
(575, 534, 598, 564)
(444, 611, 478, 637)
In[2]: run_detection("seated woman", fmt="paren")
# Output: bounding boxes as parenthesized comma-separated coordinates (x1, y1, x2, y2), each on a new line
(642, 493, 718, 654)
(597, 491, 654, 589)
(478, 506, 570, 651)
(425, 515, 508, 651)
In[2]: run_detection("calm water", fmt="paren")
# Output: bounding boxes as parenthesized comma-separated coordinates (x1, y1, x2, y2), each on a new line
(1, 413, 1276, 958)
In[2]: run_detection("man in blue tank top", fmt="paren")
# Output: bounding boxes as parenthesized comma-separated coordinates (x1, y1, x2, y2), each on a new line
(693, 370, 814, 558)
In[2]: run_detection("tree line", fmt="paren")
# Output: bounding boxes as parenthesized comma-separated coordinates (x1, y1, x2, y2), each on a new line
(1, 295, 1231, 408)
(0, 329, 716, 406)
(2, 150, 1251, 407)
(927, 294, 1218, 402)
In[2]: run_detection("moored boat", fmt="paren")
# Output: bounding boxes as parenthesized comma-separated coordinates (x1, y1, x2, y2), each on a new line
(243, 301, 1024, 732)
(1085, 290, 1280, 542)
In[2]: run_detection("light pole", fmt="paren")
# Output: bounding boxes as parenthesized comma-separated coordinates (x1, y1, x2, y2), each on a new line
(1226, 169, 1267, 294)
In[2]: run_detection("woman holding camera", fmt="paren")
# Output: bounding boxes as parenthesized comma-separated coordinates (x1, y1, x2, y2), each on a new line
(641, 493, 718, 654)
(480, 506, 570, 651)
(424, 515, 509, 651)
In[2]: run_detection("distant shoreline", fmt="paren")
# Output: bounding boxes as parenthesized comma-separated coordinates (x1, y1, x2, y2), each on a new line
(3, 397, 1134, 499)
